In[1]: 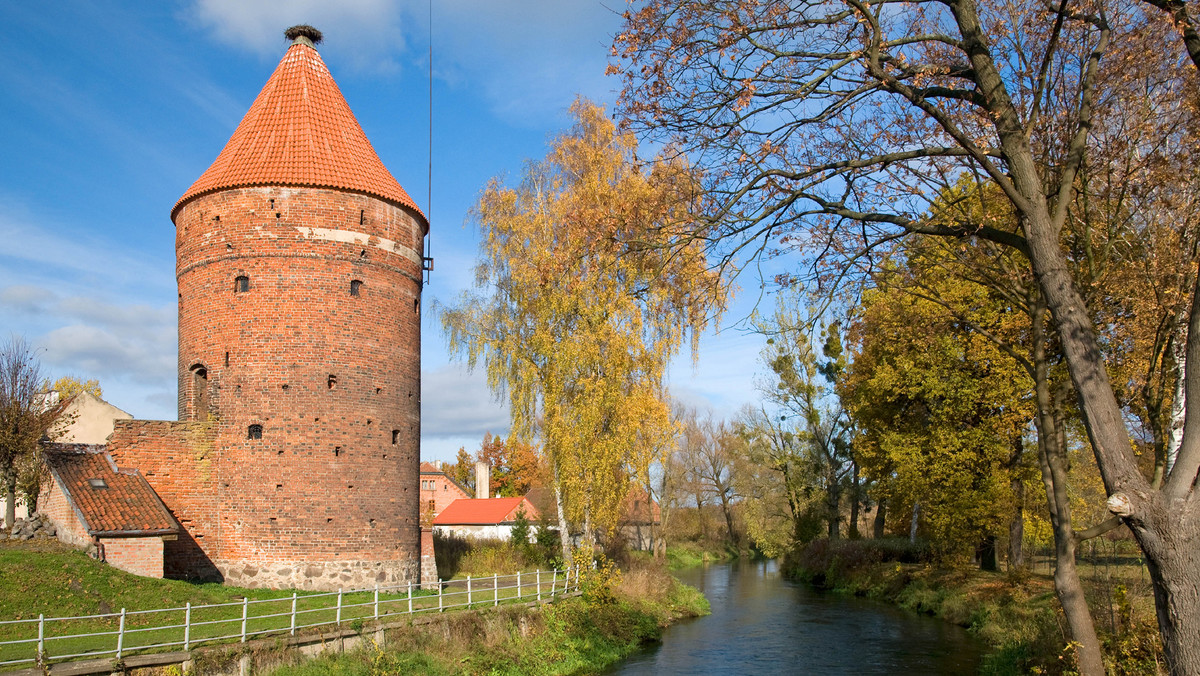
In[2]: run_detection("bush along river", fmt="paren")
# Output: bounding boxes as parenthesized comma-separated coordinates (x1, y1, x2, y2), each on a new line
(614, 559, 984, 674)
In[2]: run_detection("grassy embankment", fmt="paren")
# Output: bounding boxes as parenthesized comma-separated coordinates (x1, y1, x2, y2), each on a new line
(783, 538, 1164, 675)
(0, 538, 708, 674)
(265, 559, 708, 676)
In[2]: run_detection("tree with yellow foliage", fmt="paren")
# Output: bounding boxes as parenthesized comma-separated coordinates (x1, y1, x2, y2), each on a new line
(441, 99, 725, 563)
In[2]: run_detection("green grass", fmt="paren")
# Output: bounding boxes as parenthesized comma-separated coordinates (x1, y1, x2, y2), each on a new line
(0, 539, 569, 668)
(661, 542, 739, 570)
(266, 558, 709, 676)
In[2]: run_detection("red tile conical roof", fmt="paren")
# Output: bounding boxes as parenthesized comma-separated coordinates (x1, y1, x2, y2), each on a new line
(173, 39, 426, 229)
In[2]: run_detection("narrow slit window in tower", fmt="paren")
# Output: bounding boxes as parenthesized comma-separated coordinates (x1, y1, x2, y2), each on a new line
(391, 430, 399, 445)
(235, 275, 249, 293)
(191, 365, 209, 421)
(247, 424, 263, 439)
(350, 279, 362, 296)
(327, 374, 337, 389)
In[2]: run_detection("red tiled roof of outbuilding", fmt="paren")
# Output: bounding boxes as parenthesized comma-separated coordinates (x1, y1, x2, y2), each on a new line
(43, 445, 179, 536)
(433, 497, 540, 525)
(173, 37, 426, 228)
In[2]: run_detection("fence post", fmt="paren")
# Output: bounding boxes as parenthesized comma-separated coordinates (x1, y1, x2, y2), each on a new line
(374, 585, 380, 619)
(116, 608, 126, 659)
(494, 573, 499, 606)
(517, 571, 522, 601)
(336, 589, 343, 626)
(240, 597, 248, 643)
(184, 603, 191, 651)
(407, 581, 413, 615)
(37, 614, 44, 662)
(467, 575, 472, 606)
(552, 569, 557, 596)
(537, 569, 542, 601)
(438, 580, 444, 612)
(290, 592, 298, 636)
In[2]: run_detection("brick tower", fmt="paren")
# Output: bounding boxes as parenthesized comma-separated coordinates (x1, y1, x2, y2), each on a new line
(113, 26, 427, 590)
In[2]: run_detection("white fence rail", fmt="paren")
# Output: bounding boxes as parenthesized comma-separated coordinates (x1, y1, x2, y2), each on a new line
(0, 565, 580, 669)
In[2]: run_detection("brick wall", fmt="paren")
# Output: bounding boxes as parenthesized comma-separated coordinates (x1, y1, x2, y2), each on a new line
(100, 536, 165, 578)
(41, 478, 91, 548)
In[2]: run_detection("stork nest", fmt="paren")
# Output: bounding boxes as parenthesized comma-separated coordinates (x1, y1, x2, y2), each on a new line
(284, 25, 323, 45)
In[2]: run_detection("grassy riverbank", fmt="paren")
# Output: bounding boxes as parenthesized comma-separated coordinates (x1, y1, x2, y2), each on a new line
(266, 559, 709, 676)
(782, 538, 1164, 675)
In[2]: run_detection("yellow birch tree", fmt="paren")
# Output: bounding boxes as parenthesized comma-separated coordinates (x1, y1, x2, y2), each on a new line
(441, 99, 726, 562)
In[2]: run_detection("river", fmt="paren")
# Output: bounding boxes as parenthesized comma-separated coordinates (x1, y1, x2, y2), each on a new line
(614, 559, 984, 674)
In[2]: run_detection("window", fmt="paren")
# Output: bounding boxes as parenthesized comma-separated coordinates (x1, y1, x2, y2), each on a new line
(391, 430, 399, 445)
(247, 424, 263, 439)
(327, 374, 337, 389)
(234, 276, 249, 293)
(350, 280, 363, 296)
(88, 478, 107, 489)
(191, 364, 209, 422)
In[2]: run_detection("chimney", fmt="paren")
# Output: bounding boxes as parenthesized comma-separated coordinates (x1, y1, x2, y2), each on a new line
(474, 461, 490, 499)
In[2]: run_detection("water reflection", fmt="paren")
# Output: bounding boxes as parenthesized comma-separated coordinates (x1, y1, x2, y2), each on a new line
(615, 559, 982, 675)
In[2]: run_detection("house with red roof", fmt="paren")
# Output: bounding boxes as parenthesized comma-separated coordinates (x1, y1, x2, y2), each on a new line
(41, 444, 179, 578)
(433, 496, 541, 541)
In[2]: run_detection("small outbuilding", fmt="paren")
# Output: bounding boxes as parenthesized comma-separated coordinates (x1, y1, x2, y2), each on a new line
(433, 496, 541, 541)
(41, 444, 179, 578)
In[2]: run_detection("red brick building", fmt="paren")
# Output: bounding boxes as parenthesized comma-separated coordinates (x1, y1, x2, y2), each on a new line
(419, 462, 472, 518)
(41, 445, 179, 578)
(108, 26, 428, 590)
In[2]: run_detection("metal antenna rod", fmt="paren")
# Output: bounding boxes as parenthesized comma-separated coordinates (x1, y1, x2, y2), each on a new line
(425, 0, 434, 283)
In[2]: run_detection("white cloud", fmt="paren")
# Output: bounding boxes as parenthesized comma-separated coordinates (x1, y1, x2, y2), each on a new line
(189, 0, 407, 71)
(39, 324, 175, 385)
(420, 363, 508, 438)
(187, 0, 623, 125)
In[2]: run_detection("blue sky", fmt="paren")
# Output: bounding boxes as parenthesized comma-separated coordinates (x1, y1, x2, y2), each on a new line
(0, 0, 771, 462)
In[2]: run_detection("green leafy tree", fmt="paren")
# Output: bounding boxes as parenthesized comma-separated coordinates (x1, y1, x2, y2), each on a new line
(758, 296, 856, 541)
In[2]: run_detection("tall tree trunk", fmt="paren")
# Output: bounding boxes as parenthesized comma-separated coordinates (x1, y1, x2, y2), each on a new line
(1031, 301, 1105, 676)
(1008, 436, 1026, 569)
(827, 481, 841, 540)
(953, 0, 1199, 667)
(849, 464, 861, 539)
(3, 466, 16, 527)
(873, 498, 887, 539)
(1008, 478, 1025, 570)
(909, 502, 919, 543)
(719, 492, 737, 547)
(1165, 309, 1187, 476)
(551, 463, 573, 568)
